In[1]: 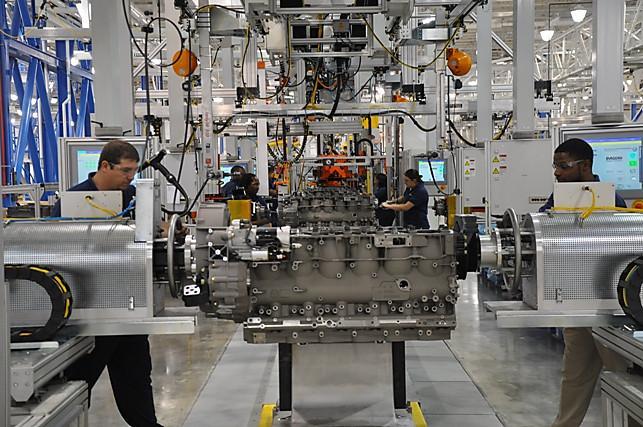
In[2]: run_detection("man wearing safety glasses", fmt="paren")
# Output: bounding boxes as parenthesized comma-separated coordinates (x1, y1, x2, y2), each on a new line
(540, 138, 626, 212)
(542, 138, 633, 427)
(51, 140, 164, 427)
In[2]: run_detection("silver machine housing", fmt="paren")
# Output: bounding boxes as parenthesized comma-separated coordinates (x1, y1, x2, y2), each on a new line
(4, 221, 158, 326)
(480, 211, 643, 311)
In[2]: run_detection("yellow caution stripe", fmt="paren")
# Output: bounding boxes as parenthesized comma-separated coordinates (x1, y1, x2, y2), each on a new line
(258, 403, 276, 427)
(409, 401, 428, 427)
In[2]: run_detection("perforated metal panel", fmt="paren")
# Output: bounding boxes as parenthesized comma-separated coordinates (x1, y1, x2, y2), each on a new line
(4, 221, 148, 314)
(534, 213, 643, 305)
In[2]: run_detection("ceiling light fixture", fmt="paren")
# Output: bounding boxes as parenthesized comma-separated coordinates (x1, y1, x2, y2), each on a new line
(540, 29, 555, 42)
(570, 8, 587, 23)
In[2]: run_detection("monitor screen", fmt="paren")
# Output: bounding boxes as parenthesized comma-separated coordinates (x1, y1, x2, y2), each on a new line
(63, 140, 146, 189)
(586, 137, 642, 190)
(76, 148, 102, 184)
(418, 159, 447, 183)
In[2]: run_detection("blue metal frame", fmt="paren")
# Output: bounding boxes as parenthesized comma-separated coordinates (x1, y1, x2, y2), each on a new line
(0, 0, 94, 191)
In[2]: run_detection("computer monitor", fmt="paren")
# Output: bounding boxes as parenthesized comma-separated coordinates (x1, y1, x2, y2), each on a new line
(586, 137, 642, 190)
(417, 158, 447, 184)
(58, 137, 147, 191)
(558, 124, 643, 198)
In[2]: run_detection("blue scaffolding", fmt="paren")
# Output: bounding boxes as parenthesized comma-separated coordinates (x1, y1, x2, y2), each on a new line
(0, 0, 94, 193)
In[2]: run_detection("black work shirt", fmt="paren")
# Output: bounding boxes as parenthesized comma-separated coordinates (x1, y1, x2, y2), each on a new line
(51, 173, 136, 217)
(374, 186, 395, 226)
(403, 183, 430, 229)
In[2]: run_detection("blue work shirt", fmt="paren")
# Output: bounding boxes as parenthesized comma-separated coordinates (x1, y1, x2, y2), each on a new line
(403, 183, 430, 229)
(221, 180, 239, 197)
(539, 176, 627, 212)
(51, 173, 136, 217)
(374, 186, 395, 226)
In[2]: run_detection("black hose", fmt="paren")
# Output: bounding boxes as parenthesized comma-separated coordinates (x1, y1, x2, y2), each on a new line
(446, 119, 476, 147)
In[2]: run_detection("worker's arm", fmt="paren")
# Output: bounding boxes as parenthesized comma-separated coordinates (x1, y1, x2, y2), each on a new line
(381, 201, 414, 212)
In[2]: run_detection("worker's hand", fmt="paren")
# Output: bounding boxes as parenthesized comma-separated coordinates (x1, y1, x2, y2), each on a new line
(381, 202, 392, 209)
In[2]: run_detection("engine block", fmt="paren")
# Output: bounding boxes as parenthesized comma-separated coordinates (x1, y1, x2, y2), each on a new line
(183, 209, 461, 344)
(278, 187, 377, 227)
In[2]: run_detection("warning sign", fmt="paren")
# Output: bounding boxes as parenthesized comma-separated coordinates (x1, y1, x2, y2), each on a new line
(465, 170, 471, 176)
(492, 167, 500, 175)
(492, 156, 500, 163)
(465, 161, 470, 167)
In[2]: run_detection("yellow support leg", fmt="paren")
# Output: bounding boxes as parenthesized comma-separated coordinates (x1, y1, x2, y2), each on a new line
(258, 403, 277, 427)
(409, 401, 428, 427)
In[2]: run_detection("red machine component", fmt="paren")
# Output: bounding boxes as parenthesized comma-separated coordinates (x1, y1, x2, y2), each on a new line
(316, 155, 353, 187)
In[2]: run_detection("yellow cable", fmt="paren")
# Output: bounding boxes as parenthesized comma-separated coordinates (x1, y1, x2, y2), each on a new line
(580, 187, 596, 220)
(362, 17, 458, 71)
(553, 206, 643, 214)
(84, 196, 118, 216)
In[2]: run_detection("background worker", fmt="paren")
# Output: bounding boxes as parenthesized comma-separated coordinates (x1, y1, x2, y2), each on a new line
(381, 169, 430, 229)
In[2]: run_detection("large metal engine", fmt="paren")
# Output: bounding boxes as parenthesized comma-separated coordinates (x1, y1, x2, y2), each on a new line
(182, 204, 465, 344)
(278, 187, 377, 227)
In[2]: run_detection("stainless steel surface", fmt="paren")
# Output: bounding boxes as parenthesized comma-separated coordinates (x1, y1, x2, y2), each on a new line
(135, 179, 155, 243)
(1, 217, 8, 426)
(10, 336, 94, 402)
(593, 326, 643, 368)
(494, 310, 625, 328)
(601, 371, 643, 427)
(11, 381, 88, 427)
(4, 221, 152, 323)
(291, 343, 395, 426)
(68, 316, 196, 336)
(484, 301, 626, 328)
(528, 213, 643, 310)
(480, 212, 643, 316)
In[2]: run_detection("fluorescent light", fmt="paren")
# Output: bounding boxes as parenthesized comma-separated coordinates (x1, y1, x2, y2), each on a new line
(570, 8, 587, 23)
(10, 118, 16, 126)
(151, 58, 161, 65)
(51, 97, 58, 104)
(16, 110, 22, 116)
(582, 95, 589, 100)
(626, 78, 633, 85)
(70, 56, 80, 66)
(31, 98, 37, 106)
(31, 112, 38, 118)
(10, 93, 17, 101)
(540, 29, 555, 42)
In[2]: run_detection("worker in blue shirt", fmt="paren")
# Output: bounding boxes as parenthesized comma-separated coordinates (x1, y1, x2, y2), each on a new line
(221, 165, 246, 197)
(381, 169, 430, 229)
(52, 140, 164, 427)
(546, 138, 634, 427)
(239, 172, 274, 226)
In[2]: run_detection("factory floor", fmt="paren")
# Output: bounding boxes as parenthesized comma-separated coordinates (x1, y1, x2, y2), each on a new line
(88, 274, 604, 427)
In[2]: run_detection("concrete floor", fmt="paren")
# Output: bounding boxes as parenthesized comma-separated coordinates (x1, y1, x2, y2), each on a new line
(87, 274, 605, 427)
